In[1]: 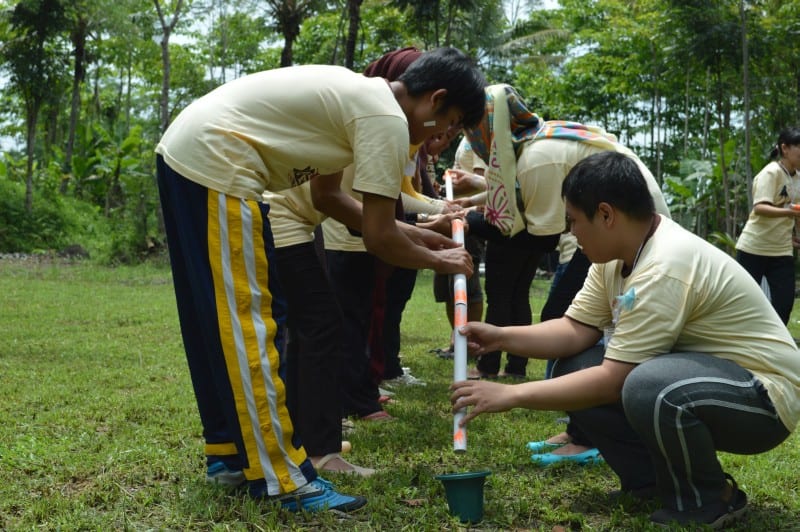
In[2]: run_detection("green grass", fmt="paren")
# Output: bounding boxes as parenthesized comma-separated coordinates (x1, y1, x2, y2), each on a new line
(1, 260, 798, 530)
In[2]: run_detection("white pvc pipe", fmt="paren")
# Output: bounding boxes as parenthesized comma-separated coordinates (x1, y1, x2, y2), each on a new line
(445, 171, 468, 452)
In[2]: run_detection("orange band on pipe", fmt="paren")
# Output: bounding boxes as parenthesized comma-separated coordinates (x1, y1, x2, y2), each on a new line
(454, 306, 467, 327)
(454, 288, 467, 304)
(454, 428, 466, 446)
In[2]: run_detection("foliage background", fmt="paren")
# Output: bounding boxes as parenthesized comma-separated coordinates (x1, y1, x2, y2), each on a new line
(1, 0, 799, 261)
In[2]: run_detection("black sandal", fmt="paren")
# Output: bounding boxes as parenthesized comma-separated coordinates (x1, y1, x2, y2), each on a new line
(428, 347, 454, 359)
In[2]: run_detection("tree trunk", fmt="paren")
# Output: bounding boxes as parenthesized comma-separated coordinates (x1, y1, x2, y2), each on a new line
(344, 0, 363, 69)
(652, 46, 662, 184)
(702, 68, 710, 158)
(443, 0, 454, 46)
(280, 35, 292, 67)
(329, 6, 348, 65)
(153, 0, 184, 135)
(655, 88, 662, 184)
(125, 51, 133, 133)
(740, 0, 752, 216)
(648, 42, 656, 169)
(25, 109, 38, 214)
(159, 35, 171, 135)
(432, 0, 441, 47)
(62, 16, 88, 194)
(105, 157, 122, 217)
(716, 84, 731, 239)
(152, 0, 184, 237)
(683, 76, 689, 157)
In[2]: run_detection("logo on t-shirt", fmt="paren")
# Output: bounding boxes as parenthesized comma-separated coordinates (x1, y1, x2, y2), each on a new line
(290, 166, 319, 187)
(780, 185, 789, 199)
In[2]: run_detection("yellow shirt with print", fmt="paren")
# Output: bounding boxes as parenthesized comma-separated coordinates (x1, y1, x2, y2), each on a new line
(566, 215, 800, 432)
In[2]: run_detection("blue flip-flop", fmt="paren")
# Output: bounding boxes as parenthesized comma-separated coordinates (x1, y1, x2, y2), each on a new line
(530, 448, 603, 466)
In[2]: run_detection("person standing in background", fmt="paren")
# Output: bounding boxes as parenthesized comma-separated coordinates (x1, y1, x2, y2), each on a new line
(736, 126, 800, 325)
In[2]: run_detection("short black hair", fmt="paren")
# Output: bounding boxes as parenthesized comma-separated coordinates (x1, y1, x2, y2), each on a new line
(562, 151, 655, 222)
(397, 47, 487, 129)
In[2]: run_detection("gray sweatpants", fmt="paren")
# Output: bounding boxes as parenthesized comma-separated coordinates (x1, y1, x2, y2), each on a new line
(552, 347, 790, 511)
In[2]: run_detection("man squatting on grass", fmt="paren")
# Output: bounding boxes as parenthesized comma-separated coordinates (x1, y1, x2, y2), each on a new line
(155, 48, 486, 512)
(450, 151, 800, 529)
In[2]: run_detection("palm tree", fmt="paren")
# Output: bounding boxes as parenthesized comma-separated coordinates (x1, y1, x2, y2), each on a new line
(263, 0, 321, 67)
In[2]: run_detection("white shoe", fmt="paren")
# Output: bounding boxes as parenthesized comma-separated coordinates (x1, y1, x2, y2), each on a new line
(384, 368, 427, 387)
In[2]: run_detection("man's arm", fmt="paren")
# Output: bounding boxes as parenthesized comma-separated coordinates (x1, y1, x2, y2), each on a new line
(450, 358, 635, 425)
(309, 171, 364, 230)
(310, 174, 473, 275)
(361, 192, 473, 275)
(460, 316, 601, 360)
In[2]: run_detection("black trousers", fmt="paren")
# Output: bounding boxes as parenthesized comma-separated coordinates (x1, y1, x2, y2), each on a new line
(736, 249, 795, 324)
(467, 210, 559, 376)
(274, 242, 345, 457)
(554, 347, 790, 510)
(380, 265, 418, 379)
(325, 249, 382, 417)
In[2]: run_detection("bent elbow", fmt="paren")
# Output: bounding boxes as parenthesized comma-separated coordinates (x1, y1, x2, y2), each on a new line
(362, 233, 383, 256)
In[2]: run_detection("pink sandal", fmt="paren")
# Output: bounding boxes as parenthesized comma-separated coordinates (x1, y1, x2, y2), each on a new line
(360, 410, 396, 422)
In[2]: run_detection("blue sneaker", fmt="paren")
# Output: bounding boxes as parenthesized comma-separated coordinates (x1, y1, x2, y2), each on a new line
(277, 478, 367, 513)
(206, 462, 246, 488)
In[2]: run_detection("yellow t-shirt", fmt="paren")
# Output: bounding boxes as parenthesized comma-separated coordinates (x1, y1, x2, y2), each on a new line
(557, 233, 579, 265)
(566, 215, 800, 431)
(454, 137, 488, 173)
(156, 65, 408, 201)
(736, 161, 795, 256)
(263, 182, 323, 248)
(517, 139, 671, 235)
(321, 217, 364, 252)
(321, 165, 375, 253)
(268, 171, 444, 250)
(322, 150, 444, 252)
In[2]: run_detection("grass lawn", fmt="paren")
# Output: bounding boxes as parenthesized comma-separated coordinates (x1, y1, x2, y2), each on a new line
(1, 259, 798, 530)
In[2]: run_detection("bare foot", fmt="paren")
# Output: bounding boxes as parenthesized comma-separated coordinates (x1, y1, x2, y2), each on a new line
(550, 442, 594, 456)
(545, 431, 571, 445)
(310, 453, 376, 477)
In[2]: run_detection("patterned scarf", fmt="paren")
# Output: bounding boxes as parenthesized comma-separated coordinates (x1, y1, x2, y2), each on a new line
(465, 85, 621, 236)
(464, 84, 542, 236)
(533, 120, 619, 149)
